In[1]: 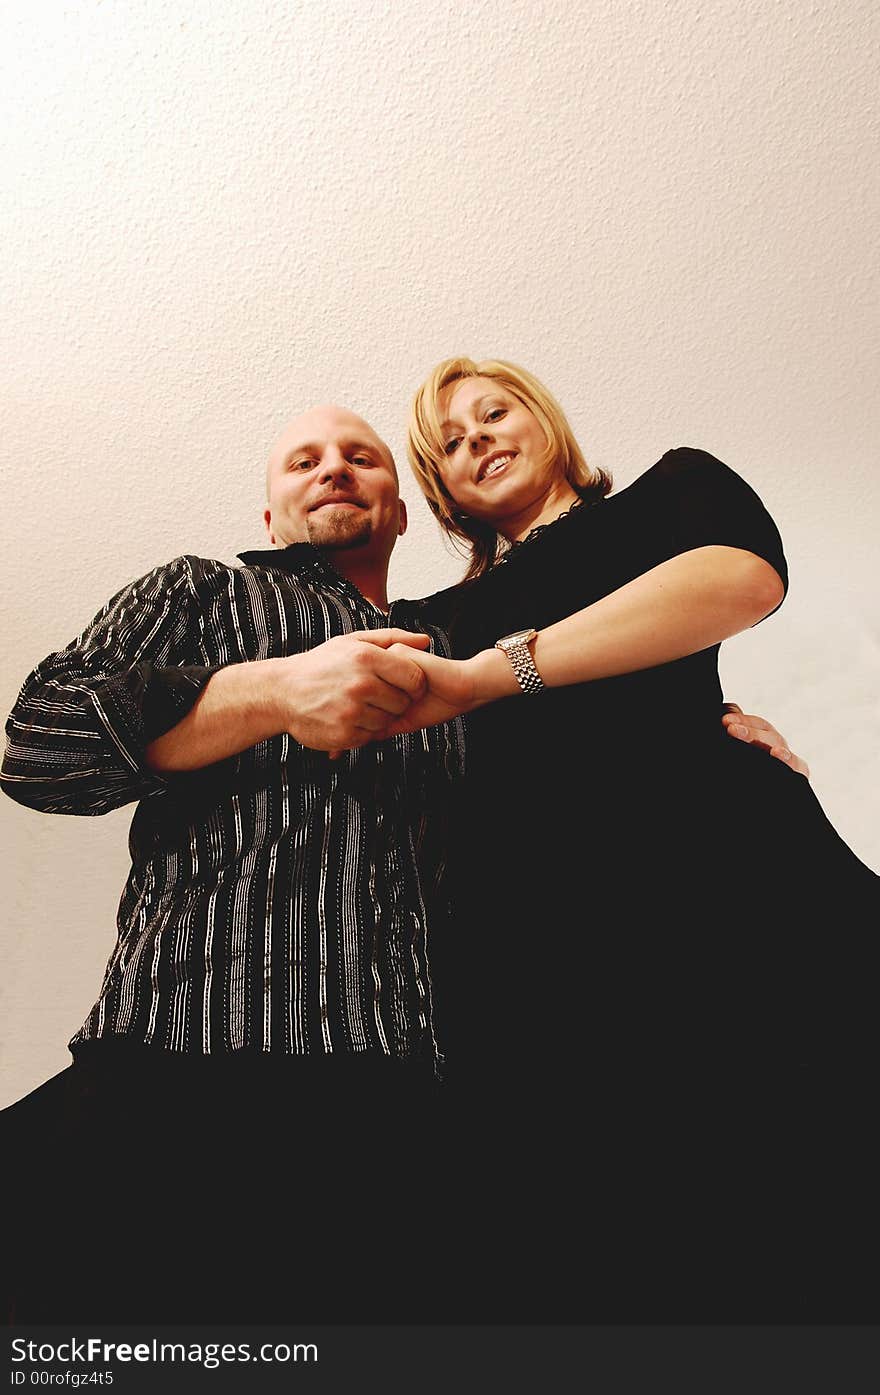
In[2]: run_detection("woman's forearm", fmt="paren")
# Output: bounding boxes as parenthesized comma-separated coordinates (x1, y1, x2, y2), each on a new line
(468, 546, 785, 705)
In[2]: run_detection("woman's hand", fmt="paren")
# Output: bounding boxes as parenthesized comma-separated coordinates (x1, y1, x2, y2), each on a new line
(721, 702, 810, 778)
(381, 647, 480, 736)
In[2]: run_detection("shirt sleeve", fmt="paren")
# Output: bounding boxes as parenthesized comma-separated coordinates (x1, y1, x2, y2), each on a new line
(1, 556, 221, 815)
(652, 447, 788, 618)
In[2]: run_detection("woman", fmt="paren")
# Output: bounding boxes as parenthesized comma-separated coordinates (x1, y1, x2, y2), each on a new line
(399, 358, 877, 1321)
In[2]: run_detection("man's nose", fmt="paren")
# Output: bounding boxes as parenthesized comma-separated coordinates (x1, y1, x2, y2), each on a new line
(318, 449, 354, 482)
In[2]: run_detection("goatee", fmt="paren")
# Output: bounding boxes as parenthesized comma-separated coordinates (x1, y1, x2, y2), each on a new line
(306, 507, 373, 551)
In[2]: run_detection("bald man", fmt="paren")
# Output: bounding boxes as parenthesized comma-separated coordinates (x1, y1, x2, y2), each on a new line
(2, 405, 804, 1325)
(1, 406, 465, 1325)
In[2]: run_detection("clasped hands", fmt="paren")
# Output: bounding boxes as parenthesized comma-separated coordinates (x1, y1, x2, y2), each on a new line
(284, 630, 476, 757)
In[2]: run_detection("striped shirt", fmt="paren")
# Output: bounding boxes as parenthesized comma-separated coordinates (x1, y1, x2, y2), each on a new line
(2, 545, 465, 1065)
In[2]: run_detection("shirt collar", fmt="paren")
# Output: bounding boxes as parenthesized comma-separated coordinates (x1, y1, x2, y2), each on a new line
(236, 542, 326, 575)
(237, 542, 420, 617)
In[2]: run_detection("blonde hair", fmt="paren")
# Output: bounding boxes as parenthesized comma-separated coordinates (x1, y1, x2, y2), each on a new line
(407, 357, 612, 580)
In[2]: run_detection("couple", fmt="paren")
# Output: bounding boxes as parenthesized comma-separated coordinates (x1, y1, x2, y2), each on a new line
(3, 355, 875, 1323)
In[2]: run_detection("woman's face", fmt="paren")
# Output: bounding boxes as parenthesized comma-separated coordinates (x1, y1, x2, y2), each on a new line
(436, 376, 564, 529)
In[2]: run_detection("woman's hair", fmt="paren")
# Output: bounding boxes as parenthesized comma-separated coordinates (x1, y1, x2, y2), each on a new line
(407, 357, 612, 580)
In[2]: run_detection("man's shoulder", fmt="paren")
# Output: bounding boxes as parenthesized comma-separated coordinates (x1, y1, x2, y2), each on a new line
(116, 553, 235, 584)
(115, 554, 239, 602)
(176, 553, 240, 587)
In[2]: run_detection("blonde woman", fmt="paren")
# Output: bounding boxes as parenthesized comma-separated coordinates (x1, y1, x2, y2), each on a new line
(398, 357, 876, 1322)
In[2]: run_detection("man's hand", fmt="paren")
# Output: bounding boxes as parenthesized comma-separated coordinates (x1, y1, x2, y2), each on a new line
(145, 629, 431, 773)
(328, 644, 478, 756)
(721, 702, 810, 778)
(277, 630, 431, 751)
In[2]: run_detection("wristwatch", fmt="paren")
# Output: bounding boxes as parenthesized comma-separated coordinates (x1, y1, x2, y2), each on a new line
(494, 628, 544, 695)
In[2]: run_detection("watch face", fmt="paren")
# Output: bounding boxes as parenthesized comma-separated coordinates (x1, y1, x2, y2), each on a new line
(498, 629, 536, 649)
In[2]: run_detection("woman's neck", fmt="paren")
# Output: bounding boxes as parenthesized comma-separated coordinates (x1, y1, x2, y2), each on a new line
(498, 481, 583, 544)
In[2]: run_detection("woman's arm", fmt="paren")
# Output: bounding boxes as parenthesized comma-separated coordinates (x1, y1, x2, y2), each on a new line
(348, 543, 808, 776)
(367, 544, 784, 737)
(470, 544, 783, 701)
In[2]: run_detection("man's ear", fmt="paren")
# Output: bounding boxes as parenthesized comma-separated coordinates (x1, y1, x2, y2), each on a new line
(264, 507, 275, 544)
(398, 499, 408, 537)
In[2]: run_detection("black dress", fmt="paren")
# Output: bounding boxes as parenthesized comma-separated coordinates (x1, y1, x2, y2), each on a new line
(422, 448, 878, 1322)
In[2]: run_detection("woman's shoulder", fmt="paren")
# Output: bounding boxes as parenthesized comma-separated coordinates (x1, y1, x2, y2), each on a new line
(605, 447, 771, 522)
(610, 447, 733, 498)
(653, 445, 729, 475)
(607, 445, 787, 597)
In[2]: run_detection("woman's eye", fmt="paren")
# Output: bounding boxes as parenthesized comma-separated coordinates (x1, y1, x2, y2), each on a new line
(486, 408, 506, 422)
(443, 437, 461, 456)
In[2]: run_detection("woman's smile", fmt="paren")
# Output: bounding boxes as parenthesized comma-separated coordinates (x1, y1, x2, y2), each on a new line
(476, 451, 517, 483)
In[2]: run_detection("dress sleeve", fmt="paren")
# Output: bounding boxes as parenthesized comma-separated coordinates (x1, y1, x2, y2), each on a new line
(653, 447, 788, 618)
(0, 556, 222, 816)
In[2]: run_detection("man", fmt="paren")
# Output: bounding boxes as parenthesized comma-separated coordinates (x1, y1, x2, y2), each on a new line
(1, 405, 804, 1324)
(2, 407, 465, 1323)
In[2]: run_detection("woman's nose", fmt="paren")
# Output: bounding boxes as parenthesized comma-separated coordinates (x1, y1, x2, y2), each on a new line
(469, 429, 491, 452)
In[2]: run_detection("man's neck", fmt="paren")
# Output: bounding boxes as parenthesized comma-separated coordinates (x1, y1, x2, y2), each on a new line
(322, 551, 390, 611)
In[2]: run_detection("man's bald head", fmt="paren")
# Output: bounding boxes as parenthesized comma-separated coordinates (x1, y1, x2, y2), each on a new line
(263, 404, 406, 570)
(266, 406, 397, 499)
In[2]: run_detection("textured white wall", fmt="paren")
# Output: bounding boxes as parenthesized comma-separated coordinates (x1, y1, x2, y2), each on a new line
(2, 0, 878, 1106)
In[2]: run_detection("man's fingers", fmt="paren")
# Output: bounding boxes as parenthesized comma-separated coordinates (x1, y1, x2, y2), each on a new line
(360, 683, 414, 718)
(351, 706, 393, 734)
(393, 648, 445, 677)
(351, 629, 431, 650)
(722, 707, 810, 780)
(370, 644, 428, 698)
(770, 746, 810, 779)
(721, 710, 778, 746)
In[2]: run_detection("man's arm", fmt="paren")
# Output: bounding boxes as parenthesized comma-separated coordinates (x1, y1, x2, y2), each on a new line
(2, 554, 431, 813)
(145, 631, 430, 771)
(1, 557, 217, 815)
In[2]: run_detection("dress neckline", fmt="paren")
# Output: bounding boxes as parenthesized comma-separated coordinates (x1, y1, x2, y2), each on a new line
(495, 494, 603, 566)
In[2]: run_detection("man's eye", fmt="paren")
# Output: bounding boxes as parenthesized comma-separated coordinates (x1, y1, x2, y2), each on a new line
(443, 437, 461, 456)
(351, 455, 373, 467)
(289, 458, 315, 471)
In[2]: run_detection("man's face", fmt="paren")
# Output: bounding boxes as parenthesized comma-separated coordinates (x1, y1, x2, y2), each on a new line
(265, 406, 406, 561)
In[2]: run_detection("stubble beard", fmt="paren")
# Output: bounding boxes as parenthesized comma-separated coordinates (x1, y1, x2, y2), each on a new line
(306, 507, 373, 551)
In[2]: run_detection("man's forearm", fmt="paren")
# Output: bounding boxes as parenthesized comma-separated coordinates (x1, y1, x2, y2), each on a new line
(145, 660, 285, 772)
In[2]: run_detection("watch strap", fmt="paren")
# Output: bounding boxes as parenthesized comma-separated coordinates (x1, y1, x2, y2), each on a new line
(495, 630, 544, 695)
